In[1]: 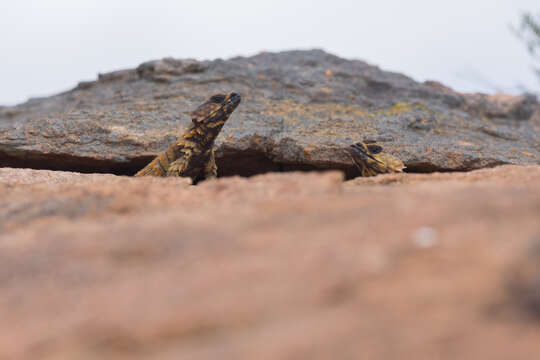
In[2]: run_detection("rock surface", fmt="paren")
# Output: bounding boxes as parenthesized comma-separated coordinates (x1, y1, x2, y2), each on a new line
(1, 165, 540, 359)
(0, 50, 538, 177)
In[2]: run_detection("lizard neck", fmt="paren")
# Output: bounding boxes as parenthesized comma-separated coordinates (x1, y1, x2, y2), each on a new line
(180, 122, 225, 150)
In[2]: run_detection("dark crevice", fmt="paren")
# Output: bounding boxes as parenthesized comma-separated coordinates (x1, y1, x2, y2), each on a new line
(217, 150, 280, 177)
(1, 149, 497, 181)
(404, 160, 509, 174)
(0, 150, 151, 176)
(403, 162, 461, 174)
(216, 149, 359, 179)
(0, 149, 361, 179)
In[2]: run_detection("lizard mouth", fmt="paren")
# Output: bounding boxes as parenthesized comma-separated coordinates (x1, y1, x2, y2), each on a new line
(226, 92, 242, 107)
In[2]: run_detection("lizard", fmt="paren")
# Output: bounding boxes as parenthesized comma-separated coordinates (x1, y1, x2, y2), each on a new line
(347, 141, 405, 177)
(135, 92, 241, 183)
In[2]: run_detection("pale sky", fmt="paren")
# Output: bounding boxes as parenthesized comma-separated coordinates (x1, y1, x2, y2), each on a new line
(0, 0, 538, 105)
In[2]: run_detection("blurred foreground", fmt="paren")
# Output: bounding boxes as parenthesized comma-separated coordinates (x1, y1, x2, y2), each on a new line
(1, 165, 539, 359)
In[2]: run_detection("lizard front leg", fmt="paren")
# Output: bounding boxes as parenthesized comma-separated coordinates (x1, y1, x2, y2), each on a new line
(166, 150, 193, 177)
(203, 149, 218, 180)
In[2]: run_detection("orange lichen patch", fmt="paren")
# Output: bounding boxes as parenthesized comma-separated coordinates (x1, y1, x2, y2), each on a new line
(325, 69, 334, 78)
(382, 102, 429, 117)
(24, 125, 32, 140)
(257, 100, 376, 136)
(318, 87, 332, 94)
(458, 141, 475, 147)
(258, 100, 434, 138)
(260, 100, 371, 119)
(128, 126, 181, 143)
(260, 100, 374, 135)
(521, 151, 536, 158)
(126, 101, 168, 112)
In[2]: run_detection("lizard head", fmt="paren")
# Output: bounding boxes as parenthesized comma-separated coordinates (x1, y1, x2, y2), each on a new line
(347, 142, 385, 177)
(190, 92, 242, 127)
(347, 142, 405, 177)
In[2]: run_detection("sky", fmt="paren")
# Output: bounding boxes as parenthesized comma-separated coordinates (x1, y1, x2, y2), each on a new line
(0, 0, 538, 106)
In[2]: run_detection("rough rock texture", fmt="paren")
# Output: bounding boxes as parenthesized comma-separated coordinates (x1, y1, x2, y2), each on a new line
(1, 165, 540, 359)
(1, 50, 538, 178)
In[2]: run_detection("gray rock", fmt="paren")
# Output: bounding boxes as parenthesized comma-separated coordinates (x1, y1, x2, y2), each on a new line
(1, 49, 538, 178)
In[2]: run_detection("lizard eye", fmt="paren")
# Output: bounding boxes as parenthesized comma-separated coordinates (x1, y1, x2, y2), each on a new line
(210, 94, 226, 103)
(367, 144, 383, 154)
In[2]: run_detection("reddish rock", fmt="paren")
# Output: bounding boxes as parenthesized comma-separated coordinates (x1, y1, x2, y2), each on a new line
(0, 165, 539, 359)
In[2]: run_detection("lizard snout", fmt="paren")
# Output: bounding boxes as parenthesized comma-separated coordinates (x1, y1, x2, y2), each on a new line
(229, 92, 242, 105)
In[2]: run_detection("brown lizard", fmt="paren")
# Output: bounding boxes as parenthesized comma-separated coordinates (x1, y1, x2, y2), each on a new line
(347, 142, 405, 177)
(135, 92, 241, 183)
